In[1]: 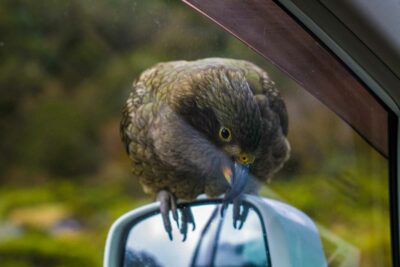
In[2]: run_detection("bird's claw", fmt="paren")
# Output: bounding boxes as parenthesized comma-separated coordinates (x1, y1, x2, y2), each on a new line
(179, 206, 196, 241)
(157, 190, 195, 241)
(220, 202, 229, 217)
(221, 196, 249, 229)
(233, 197, 249, 230)
(157, 190, 178, 241)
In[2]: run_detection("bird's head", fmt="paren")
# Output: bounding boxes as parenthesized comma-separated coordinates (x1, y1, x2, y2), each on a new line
(172, 66, 263, 201)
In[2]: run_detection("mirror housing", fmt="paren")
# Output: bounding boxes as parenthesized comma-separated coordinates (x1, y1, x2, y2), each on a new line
(104, 195, 327, 267)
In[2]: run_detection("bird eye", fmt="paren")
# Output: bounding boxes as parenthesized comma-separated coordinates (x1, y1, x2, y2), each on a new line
(219, 127, 232, 142)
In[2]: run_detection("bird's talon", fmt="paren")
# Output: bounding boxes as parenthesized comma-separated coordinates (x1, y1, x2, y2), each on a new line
(179, 206, 194, 242)
(167, 230, 173, 241)
(172, 210, 179, 222)
(157, 190, 179, 241)
(238, 220, 245, 230)
(182, 233, 187, 242)
(232, 196, 250, 230)
(220, 203, 228, 217)
(184, 206, 196, 232)
(170, 196, 179, 228)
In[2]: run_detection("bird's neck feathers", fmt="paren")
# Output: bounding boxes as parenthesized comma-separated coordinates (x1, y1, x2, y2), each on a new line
(150, 105, 229, 178)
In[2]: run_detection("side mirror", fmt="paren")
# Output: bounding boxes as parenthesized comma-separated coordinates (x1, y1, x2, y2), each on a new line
(104, 195, 327, 267)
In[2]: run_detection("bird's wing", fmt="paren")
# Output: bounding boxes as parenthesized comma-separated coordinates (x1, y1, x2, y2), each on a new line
(120, 73, 155, 157)
(256, 77, 288, 137)
(120, 61, 185, 162)
(120, 100, 132, 154)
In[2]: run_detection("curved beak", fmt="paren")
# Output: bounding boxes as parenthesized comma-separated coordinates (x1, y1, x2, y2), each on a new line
(223, 162, 251, 202)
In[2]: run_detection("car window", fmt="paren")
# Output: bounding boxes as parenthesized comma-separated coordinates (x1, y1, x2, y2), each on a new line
(183, 2, 392, 265)
(265, 85, 390, 266)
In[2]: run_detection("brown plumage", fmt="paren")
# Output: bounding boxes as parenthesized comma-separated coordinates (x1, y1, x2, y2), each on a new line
(120, 58, 290, 238)
(121, 58, 289, 199)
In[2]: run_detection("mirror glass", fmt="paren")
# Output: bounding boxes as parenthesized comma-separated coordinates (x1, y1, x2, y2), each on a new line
(123, 203, 269, 267)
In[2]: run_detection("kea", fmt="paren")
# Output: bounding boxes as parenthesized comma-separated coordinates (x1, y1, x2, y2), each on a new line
(120, 58, 290, 240)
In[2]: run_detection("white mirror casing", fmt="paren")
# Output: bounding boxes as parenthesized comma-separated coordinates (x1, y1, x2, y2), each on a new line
(104, 195, 327, 267)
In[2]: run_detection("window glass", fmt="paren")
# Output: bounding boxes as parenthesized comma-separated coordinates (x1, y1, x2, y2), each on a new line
(0, 0, 390, 266)
(264, 84, 390, 266)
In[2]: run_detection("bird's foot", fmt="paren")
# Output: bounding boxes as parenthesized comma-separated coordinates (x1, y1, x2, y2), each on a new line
(232, 196, 250, 230)
(156, 190, 195, 241)
(157, 190, 178, 241)
(179, 205, 196, 242)
(220, 195, 249, 229)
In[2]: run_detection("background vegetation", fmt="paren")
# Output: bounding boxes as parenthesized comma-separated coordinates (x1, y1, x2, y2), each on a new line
(0, 0, 390, 266)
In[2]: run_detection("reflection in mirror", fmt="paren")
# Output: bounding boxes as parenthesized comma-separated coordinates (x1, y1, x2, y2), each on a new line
(124, 203, 269, 267)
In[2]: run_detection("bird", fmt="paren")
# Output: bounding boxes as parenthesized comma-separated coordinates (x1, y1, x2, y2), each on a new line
(120, 58, 290, 240)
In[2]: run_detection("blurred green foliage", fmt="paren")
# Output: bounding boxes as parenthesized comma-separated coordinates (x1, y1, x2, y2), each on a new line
(0, 0, 390, 266)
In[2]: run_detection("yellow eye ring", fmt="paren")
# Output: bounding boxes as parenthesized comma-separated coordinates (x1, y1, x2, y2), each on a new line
(219, 127, 232, 142)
